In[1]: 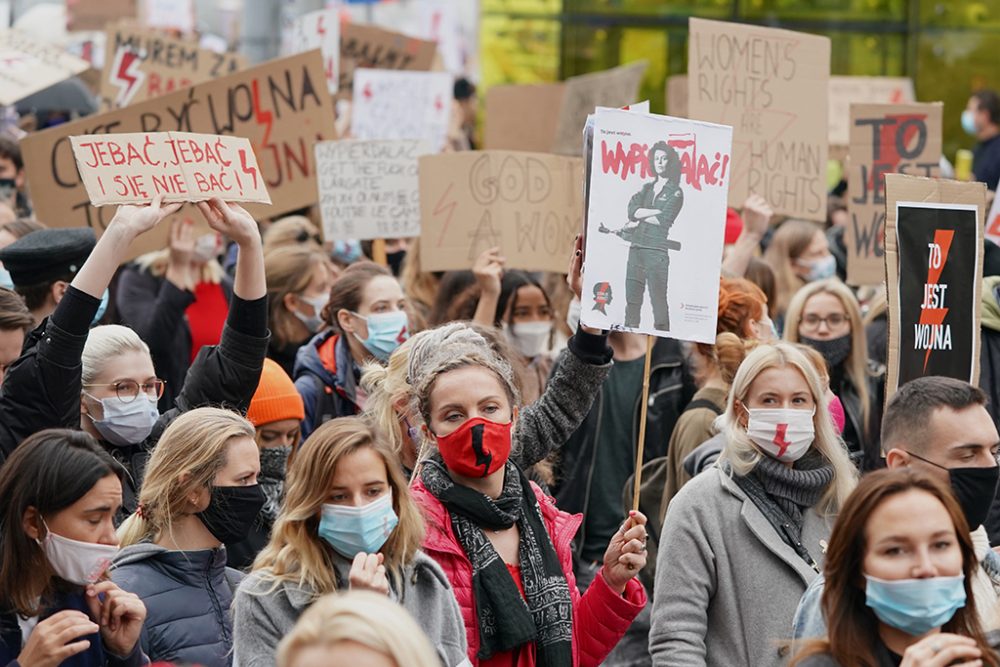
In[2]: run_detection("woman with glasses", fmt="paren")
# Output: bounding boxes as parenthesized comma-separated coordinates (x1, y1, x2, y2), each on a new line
(784, 279, 884, 469)
(80, 199, 269, 522)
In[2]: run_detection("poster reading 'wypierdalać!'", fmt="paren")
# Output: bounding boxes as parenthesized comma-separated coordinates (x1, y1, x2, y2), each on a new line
(581, 109, 733, 344)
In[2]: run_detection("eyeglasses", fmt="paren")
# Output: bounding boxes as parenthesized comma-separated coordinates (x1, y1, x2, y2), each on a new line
(83, 379, 166, 403)
(800, 313, 849, 331)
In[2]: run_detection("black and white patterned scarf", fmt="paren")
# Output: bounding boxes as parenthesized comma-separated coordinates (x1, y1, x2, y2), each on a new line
(421, 455, 573, 665)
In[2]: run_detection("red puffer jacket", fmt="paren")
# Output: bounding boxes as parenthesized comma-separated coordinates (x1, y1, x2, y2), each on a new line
(411, 477, 647, 666)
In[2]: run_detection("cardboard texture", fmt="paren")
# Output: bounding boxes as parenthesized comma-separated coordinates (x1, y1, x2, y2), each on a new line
(551, 61, 648, 156)
(829, 76, 916, 147)
(666, 75, 688, 118)
(350, 69, 452, 153)
(70, 132, 270, 206)
(21, 50, 336, 259)
(846, 102, 942, 285)
(286, 9, 339, 94)
(67, 0, 137, 32)
(580, 109, 733, 343)
(688, 18, 829, 221)
(100, 23, 245, 109)
(338, 23, 437, 101)
(419, 151, 584, 273)
(140, 0, 195, 35)
(986, 190, 1000, 246)
(884, 174, 984, 397)
(0, 30, 90, 106)
(315, 139, 427, 241)
(483, 83, 565, 153)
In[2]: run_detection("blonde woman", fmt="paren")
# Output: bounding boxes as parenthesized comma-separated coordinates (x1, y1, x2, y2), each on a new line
(232, 417, 467, 667)
(763, 220, 835, 329)
(112, 407, 264, 667)
(116, 218, 231, 409)
(649, 342, 858, 667)
(262, 215, 323, 256)
(784, 278, 883, 469)
(264, 244, 337, 376)
(276, 591, 442, 667)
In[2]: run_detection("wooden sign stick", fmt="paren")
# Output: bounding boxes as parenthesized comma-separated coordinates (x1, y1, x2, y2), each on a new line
(631, 334, 656, 511)
(371, 238, 388, 266)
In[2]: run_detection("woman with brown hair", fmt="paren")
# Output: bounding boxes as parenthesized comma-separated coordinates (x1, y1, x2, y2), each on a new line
(764, 219, 836, 330)
(791, 467, 999, 667)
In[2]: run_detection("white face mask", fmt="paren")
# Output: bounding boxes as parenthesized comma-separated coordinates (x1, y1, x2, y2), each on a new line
(37, 520, 118, 586)
(85, 393, 159, 447)
(293, 293, 328, 334)
(192, 233, 221, 263)
(743, 406, 816, 463)
(504, 321, 553, 358)
(566, 297, 581, 332)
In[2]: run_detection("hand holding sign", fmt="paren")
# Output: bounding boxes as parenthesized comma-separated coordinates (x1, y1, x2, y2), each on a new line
(196, 198, 260, 248)
(108, 194, 183, 240)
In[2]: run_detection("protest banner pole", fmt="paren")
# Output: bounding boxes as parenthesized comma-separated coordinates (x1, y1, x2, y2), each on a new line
(371, 238, 388, 266)
(630, 334, 655, 511)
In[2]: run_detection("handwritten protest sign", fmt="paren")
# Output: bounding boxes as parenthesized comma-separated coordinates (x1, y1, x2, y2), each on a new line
(688, 18, 829, 221)
(351, 69, 452, 153)
(338, 23, 437, 100)
(0, 30, 90, 106)
(286, 9, 339, 94)
(484, 83, 565, 153)
(315, 139, 426, 240)
(21, 50, 335, 258)
(70, 132, 270, 205)
(846, 102, 942, 285)
(100, 23, 245, 109)
(67, 0, 137, 32)
(829, 76, 915, 148)
(551, 61, 648, 156)
(666, 75, 688, 118)
(580, 109, 732, 343)
(140, 0, 195, 34)
(419, 151, 583, 273)
(885, 174, 984, 396)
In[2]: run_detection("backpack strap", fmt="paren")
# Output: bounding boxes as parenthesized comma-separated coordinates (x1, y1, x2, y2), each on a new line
(683, 398, 723, 416)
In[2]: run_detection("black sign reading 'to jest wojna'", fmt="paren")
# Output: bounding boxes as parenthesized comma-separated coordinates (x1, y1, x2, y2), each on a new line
(896, 203, 978, 387)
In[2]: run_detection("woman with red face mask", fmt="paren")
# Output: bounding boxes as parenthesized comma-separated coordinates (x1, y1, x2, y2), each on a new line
(409, 343, 648, 666)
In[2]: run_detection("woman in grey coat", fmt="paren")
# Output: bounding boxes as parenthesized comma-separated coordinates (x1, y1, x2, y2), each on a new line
(649, 341, 858, 667)
(232, 416, 468, 667)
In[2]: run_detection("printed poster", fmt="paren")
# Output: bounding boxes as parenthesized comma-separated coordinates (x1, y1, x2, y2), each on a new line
(688, 18, 829, 221)
(315, 139, 427, 241)
(581, 109, 733, 343)
(351, 68, 452, 153)
(885, 174, 985, 395)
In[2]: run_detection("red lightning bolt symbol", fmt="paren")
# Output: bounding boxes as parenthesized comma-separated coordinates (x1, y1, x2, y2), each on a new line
(773, 424, 791, 458)
(362, 82, 373, 101)
(251, 79, 274, 149)
(316, 14, 326, 35)
(112, 49, 144, 105)
(238, 148, 259, 191)
(918, 229, 953, 372)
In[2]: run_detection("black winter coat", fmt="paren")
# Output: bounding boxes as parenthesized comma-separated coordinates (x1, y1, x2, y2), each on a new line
(111, 544, 241, 667)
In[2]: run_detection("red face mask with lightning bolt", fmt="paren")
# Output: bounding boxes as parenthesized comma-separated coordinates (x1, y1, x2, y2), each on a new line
(743, 406, 816, 463)
(434, 417, 512, 478)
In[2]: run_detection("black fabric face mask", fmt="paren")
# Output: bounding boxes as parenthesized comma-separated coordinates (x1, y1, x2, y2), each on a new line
(908, 451, 1000, 530)
(800, 334, 852, 369)
(387, 250, 406, 277)
(196, 484, 267, 544)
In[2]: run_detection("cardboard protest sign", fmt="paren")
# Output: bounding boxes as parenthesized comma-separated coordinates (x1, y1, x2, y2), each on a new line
(315, 139, 427, 240)
(70, 132, 270, 206)
(580, 109, 733, 343)
(484, 83, 565, 153)
(688, 18, 829, 221)
(884, 174, 985, 396)
(351, 69, 452, 153)
(67, 0, 137, 32)
(140, 0, 195, 35)
(286, 9, 339, 94)
(846, 103, 942, 285)
(100, 24, 245, 109)
(829, 76, 915, 148)
(666, 75, 688, 118)
(0, 30, 90, 106)
(987, 193, 1000, 247)
(21, 50, 335, 259)
(419, 151, 584, 273)
(338, 23, 437, 100)
(551, 61, 648, 156)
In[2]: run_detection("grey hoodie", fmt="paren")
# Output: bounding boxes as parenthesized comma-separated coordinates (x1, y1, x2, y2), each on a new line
(232, 549, 467, 667)
(111, 542, 243, 667)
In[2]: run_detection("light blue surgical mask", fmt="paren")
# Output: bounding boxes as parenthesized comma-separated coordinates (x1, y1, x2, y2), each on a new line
(865, 574, 966, 636)
(799, 254, 836, 282)
(962, 109, 978, 137)
(84, 393, 160, 447)
(318, 492, 398, 559)
(352, 310, 409, 361)
(0, 264, 12, 291)
(91, 288, 109, 327)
